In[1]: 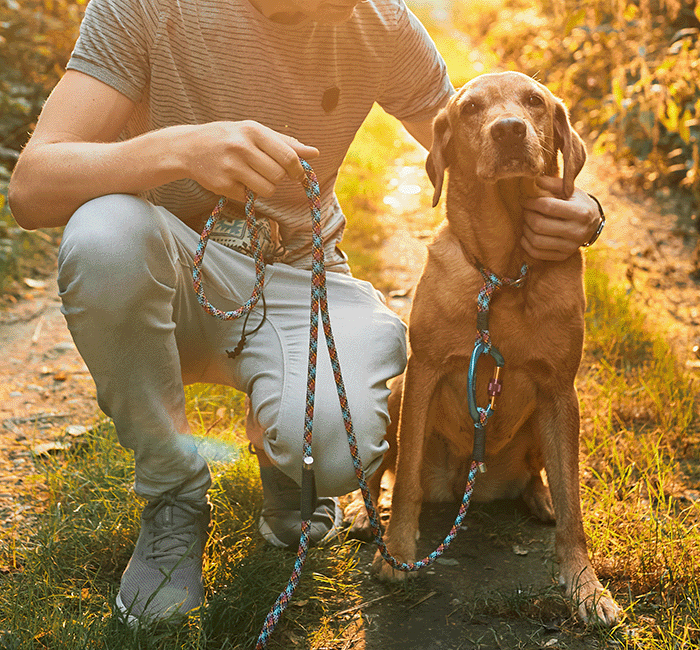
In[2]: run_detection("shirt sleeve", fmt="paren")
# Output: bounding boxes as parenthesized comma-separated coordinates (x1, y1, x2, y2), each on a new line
(66, 0, 154, 102)
(377, 1, 455, 122)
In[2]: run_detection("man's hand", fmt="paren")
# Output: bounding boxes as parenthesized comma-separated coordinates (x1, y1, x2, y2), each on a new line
(520, 175, 603, 262)
(181, 120, 319, 201)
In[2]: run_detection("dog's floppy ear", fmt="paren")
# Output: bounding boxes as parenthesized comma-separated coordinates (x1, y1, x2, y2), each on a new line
(554, 101, 586, 198)
(425, 110, 453, 207)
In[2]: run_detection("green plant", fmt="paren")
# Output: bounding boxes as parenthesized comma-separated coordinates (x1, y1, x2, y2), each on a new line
(0, 0, 85, 167)
(0, 423, 364, 649)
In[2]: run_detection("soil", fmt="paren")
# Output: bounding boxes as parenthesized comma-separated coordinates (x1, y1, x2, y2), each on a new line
(0, 144, 699, 648)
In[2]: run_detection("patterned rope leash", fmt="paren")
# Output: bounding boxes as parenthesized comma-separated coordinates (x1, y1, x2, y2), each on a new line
(190, 172, 316, 650)
(254, 160, 323, 650)
(467, 264, 528, 471)
(192, 161, 504, 647)
(193, 192, 265, 320)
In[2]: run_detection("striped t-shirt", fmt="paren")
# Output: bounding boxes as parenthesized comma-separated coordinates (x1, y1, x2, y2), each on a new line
(67, 0, 454, 272)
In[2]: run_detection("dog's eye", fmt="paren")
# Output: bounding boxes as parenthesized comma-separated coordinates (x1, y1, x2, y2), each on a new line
(461, 100, 480, 115)
(528, 94, 544, 107)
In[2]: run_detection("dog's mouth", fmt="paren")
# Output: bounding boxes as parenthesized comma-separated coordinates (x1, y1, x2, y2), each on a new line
(478, 151, 543, 182)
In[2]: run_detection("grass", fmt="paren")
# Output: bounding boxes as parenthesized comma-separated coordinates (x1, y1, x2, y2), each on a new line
(0, 426, 365, 649)
(574, 253, 700, 649)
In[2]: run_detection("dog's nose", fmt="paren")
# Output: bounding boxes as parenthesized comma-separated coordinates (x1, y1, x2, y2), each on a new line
(490, 117, 527, 146)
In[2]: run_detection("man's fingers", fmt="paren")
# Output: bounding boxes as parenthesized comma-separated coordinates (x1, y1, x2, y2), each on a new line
(191, 121, 321, 198)
(535, 174, 565, 197)
(519, 178, 602, 261)
(520, 222, 576, 261)
(254, 130, 319, 183)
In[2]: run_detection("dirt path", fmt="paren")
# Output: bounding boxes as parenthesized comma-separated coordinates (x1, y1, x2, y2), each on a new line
(0, 280, 99, 530)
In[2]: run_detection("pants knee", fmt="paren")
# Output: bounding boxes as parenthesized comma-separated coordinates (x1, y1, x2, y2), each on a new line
(58, 195, 177, 316)
(239, 266, 408, 497)
(262, 403, 389, 497)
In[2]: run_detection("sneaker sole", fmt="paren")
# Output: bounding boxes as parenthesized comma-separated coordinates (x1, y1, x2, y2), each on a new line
(115, 592, 140, 628)
(115, 592, 195, 628)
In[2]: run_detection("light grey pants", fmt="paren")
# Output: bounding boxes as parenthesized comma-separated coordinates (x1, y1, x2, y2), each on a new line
(57, 194, 407, 500)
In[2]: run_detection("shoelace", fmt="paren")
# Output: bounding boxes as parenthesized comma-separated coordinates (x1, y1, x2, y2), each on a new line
(143, 494, 205, 563)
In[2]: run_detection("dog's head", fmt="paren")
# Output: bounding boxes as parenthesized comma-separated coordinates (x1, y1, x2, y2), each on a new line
(426, 72, 586, 207)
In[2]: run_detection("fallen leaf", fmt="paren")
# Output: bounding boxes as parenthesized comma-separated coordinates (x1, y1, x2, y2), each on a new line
(512, 545, 529, 556)
(32, 441, 72, 456)
(284, 631, 302, 646)
(23, 278, 47, 290)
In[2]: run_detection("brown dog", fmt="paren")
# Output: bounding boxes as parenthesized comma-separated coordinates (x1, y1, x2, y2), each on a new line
(360, 72, 621, 625)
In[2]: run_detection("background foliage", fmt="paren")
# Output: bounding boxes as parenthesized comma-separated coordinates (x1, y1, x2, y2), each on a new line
(0, 0, 85, 294)
(0, 0, 84, 176)
(454, 0, 700, 223)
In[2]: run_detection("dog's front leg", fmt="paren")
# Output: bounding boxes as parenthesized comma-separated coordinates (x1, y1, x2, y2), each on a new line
(372, 357, 440, 582)
(536, 389, 622, 626)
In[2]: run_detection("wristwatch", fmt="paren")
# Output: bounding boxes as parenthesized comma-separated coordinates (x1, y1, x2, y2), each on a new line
(581, 193, 606, 248)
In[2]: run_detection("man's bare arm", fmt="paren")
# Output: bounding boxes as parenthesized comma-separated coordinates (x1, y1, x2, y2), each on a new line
(9, 71, 319, 230)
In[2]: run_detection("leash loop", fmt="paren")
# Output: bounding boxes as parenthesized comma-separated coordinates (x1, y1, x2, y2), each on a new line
(193, 190, 266, 321)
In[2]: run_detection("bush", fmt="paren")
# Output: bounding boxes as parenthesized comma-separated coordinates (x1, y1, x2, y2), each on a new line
(459, 0, 700, 220)
(0, 0, 85, 177)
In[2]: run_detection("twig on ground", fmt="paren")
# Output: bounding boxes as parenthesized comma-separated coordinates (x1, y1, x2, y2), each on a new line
(332, 594, 391, 619)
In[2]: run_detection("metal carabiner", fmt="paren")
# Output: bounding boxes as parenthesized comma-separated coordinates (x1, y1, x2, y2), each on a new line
(467, 339, 505, 423)
(467, 339, 505, 469)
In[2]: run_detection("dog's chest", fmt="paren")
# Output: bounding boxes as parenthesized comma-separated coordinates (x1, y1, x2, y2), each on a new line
(433, 359, 537, 459)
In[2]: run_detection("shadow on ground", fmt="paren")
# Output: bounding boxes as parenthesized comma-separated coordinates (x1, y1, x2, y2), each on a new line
(350, 499, 607, 650)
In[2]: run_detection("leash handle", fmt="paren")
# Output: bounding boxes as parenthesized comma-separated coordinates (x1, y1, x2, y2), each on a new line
(192, 191, 266, 321)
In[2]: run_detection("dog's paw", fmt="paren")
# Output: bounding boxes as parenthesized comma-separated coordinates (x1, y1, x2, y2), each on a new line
(562, 570, 623, 627)
(342, 490, 374, 541)
(371, 548, 414, 583)
(575, 584, 623, 627)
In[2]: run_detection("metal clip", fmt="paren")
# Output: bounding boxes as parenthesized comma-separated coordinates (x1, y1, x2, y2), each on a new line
(300, 456, 317, 521)
(467, 340, 505, 424)
(467, 340, 505, 474)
